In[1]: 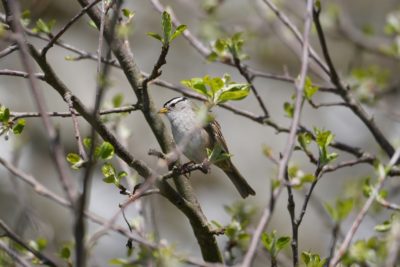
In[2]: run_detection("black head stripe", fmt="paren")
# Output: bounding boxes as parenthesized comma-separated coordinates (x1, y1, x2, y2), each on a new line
(163, 97, 187, 108)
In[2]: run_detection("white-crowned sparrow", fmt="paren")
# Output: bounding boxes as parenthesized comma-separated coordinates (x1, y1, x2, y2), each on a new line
(159, 96, 255, 198)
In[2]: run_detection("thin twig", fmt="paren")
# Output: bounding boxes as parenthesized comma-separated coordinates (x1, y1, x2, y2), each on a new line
(65, 93, 88, 160)
(232, 55, 269, 118)
(41, 0, 101, 57)
(10, 105, 140, 120)
(0, 69, 44, 80)
(0, 44, 18, 58)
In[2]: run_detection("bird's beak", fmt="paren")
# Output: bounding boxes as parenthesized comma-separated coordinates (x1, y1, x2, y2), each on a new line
(158, 107, 169, 114)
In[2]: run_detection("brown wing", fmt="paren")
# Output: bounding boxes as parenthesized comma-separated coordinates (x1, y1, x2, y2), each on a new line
(204, 119, 230, 154)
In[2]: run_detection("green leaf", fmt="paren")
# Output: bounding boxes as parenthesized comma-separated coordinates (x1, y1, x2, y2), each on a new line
(117, 171, 127, 180)
(181, 78, 208, 96)
(325, 198, 353, 222)
(324, 203, 336, 221)
(97, 141, 114, 160)
(215, 38, 226, 52)
(21, 10, 31, 26)
(29, 238, 47, 251)
(337, 198, 353, 221)
(301, 251, 326, 267)
(271, 179, 281, 190)
(101, 163, 116, 179)
(298, 132, 312, 149)
(102, 176, 115, 184)
(207, 143, 231, 163)
(33, 19, 56, 34)
(218, 84, 250, 103)
(147, 32, 163, 42)
(12, 119, 25, 134)
(301, 173, 316, 184)
(261, 231, 274, 252)
(170, 24, 187, 42)
(284, 102, 294, 118)
(59, 246, 71, 259)
(66, 153, 81, 164)
(211, 78, 225, 93)
(374, 220, 392, 232)
(122, 8, 135, 19)
(362, 178, 373, 197)
(36, 238, 47, 251)
(66, 153, 83, 169)
(276, 236, 290, 251)
(109, 258, 129, 265)
(207, 51, 219, 62)
(162, 11, 172, 43)
(0, 106, 10, 122)
(315, 128, 334, 148)
(112, 93, 124, 107)
(88, 20, 97, 29)
(304, 77, 319, 100)
(83, 137, 92, 149)
(302, 251, 311, 264)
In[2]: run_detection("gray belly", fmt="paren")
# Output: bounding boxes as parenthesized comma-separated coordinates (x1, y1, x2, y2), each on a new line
(172, 128, 208, 163)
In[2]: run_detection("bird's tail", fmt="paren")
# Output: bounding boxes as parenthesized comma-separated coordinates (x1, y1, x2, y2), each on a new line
(222, 162, 255, 198)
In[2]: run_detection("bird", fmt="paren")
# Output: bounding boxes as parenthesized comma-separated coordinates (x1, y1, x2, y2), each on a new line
(158, 96, 255, 198)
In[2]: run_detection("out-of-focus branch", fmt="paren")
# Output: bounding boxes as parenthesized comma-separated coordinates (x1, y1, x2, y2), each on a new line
(330, 147, 400, 266)
(74, 0, 121, 265)
(242, 1, 314, 266)
(261, 0, 329, 75)
(0, 220, 58, 267)
(0, 240, 31, 267)
(337, 12, 400, 61)
(3, 0, 77, 204)
(313, 5, 396, 160)
(0, 156, 218, 267)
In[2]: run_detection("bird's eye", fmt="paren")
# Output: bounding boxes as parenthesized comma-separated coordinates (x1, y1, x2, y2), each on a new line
(170, 103, 175, 108)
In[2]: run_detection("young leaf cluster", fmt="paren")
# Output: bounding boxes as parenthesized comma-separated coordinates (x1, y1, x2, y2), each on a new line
(181, 74, 250, 106)
(66, 138, 114, 169)
(208, 32, 248, 62)
(284, 77, 319, 118)
(147, 11, 187, 47)
(324, 198, 353, 222)
(314, 128, 337, 166)
(118, 8, 135, 39)
(109, 240, 179, 267)
(211, 202, 256, 263)
(32, 18, 56, 35)
(207, 143, 232, 164)
(301, 251, 326, 267)
(0, 105, 26, 140)
(261, 230, 290, 263)
(342, 237, 387, 266)
(287, 165, 316, 189)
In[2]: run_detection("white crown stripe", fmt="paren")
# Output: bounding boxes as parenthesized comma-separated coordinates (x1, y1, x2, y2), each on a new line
(163, 96, 187, 108)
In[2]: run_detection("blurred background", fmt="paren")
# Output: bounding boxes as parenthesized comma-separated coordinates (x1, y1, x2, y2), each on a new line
(1, 0, 400, 265)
